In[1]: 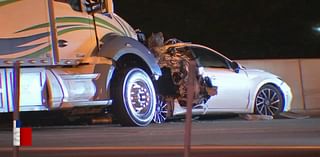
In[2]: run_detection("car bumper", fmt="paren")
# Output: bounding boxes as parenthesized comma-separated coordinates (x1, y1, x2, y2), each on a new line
(281, 82, 293, 112)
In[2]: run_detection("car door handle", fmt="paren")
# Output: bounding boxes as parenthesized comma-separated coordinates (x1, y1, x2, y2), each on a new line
(58, 39, 68, 47)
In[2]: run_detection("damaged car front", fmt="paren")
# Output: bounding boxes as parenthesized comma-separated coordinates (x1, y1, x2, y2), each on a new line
(149, 39, 218, 123)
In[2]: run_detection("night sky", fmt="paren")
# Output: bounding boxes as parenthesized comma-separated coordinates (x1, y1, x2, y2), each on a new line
(114, 0, 320, 59)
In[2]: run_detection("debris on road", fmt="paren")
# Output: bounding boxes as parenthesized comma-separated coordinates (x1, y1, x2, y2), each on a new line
(277, 112, 310, 119)
(239, 114, 273, 120)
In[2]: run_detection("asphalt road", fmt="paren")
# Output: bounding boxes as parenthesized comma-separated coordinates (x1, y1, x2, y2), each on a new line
(1, 115, 320, 157)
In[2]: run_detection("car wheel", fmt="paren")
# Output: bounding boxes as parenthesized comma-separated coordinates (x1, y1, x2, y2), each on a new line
(254, 84, 284, 116)
(112, 67, 156, 126)
(153, 95, 168, 124)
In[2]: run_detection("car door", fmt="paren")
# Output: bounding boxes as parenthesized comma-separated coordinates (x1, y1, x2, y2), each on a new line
(191, 47, 250, 110)
(54, 0, 96, 60)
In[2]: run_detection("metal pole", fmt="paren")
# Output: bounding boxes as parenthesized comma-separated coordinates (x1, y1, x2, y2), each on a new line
(13, 61, 21, 157)
(47, 0, 60, 65)
(184, 60, 196, 157)
(106, 0, 114, 13)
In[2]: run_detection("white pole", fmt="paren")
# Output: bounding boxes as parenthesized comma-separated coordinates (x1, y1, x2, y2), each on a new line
(13, 61, 21, 157)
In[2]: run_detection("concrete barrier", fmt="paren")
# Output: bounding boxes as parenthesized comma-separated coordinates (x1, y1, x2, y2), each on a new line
(236, 59, 320, 112)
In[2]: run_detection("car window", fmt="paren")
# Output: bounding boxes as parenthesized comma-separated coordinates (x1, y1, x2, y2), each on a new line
(190, 47, 229, 68)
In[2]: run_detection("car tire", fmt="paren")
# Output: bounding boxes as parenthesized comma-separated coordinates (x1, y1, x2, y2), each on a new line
(153, 95, 168, 124)
(112, 67, 156, 126)
(254, 84, 284, 116)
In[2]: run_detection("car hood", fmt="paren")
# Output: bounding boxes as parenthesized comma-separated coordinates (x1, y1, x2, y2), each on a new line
(243, 68, 279, 80)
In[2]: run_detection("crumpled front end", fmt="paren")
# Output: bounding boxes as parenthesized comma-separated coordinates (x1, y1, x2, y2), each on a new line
(149, 38, 217, 106)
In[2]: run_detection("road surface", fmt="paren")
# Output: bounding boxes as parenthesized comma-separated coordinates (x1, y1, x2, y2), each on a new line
(0, 115, 320, 156)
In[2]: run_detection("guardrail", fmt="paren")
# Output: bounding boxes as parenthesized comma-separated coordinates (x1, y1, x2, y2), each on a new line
(236, 59, 320, 113)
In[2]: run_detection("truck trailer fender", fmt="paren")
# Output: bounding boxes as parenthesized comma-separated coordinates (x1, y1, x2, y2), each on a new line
(93, 34, 162, 100)
(98, 34, 161, 76)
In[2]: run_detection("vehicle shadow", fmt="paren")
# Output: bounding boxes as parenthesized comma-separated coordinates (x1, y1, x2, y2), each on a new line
(0, 111, 100, 130)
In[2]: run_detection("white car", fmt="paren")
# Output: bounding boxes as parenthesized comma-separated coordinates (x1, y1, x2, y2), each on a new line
(152, 41, 293, 123)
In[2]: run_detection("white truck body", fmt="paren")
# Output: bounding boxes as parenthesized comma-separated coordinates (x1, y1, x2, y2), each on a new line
(0, 0, 161, 126)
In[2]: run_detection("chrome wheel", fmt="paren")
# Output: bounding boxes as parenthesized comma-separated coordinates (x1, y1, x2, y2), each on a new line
(255, 84, 284, 116)
(124, 68, 156, 124)
(153, 96, 168, 123)
(112, 67, 156, 127)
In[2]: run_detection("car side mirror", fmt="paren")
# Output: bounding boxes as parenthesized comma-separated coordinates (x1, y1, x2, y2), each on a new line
(136, 29, 147, 45)
(231, 61, 241, 73)
(68, 0, 110, 13)
(85, 0, 102, 14)
(68, 0, 82, 12)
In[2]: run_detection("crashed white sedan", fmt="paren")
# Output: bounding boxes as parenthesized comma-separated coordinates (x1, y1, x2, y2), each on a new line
(152, 40, 293, 123)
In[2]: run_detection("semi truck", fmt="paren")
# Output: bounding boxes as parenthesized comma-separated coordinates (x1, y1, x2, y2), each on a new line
(0, 0, 162, 126)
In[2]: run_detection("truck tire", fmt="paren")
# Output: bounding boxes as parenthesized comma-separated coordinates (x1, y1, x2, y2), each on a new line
(112, 67, 156, 126)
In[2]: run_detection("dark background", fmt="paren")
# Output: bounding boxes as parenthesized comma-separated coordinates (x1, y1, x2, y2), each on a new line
(114, 0, 320, 59)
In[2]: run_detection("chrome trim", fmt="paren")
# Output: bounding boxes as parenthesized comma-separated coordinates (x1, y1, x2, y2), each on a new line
(0, 59, 81, 67)
(0, 59, 51, 67)
(60, 74, 98, 80)
(46, 70, 64, 109)
(62, 100, 112, 107)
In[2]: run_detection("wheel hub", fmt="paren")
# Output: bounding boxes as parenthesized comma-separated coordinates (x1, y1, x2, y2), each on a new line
(264, 99, 271, 106)
(129, 82, 151, 115)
